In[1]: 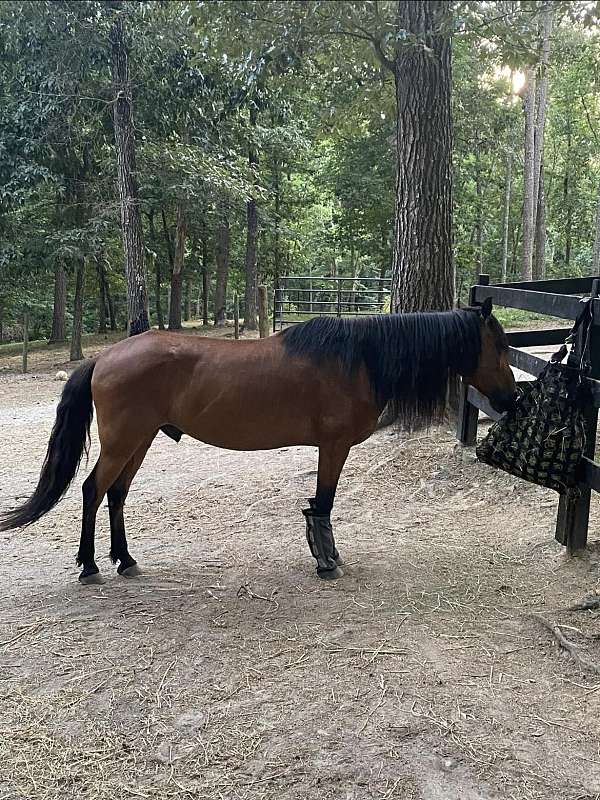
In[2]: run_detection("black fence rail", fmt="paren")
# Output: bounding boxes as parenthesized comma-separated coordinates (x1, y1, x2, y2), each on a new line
(457, 273, 600, 554)
(273, 275, 390, 331)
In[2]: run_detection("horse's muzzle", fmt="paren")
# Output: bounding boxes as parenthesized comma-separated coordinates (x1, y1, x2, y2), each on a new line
(489, 390, 517, 415)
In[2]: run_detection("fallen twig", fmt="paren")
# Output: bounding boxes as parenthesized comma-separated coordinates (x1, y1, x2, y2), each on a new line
(237, 584, 279, 606)
(530, 613, 600, 674)
(358, 677, 387, 734)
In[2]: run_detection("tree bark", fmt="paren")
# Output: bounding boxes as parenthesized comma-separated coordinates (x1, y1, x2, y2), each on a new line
(531, 3, 553, 281)
(214, 215, 230, 326)
(390, 0, 454, 313)
(475, 151, 483, 281)
(70, 257, 85, 361)
(109, 11, 149, 336)
(148, 211, 164, 329)
(201, 236, 209, 326)
(501, 149, 512, 283)
(168, 201, 187, 330)
(522, 68, 537, 280)
(532, 2, 554, 226)
(244, 104, 259, 329)
(564, 167, 572, 270)
(273, 158, 281, 293)
(106, 278, 117, 331)
(96, 255, 107, 334)
(154, 253, 164, 329)
(184, 279, 191, 321)
(48, 261, 67, 343)
(161, 207, 175, 273)
(533, 165, 546, 279)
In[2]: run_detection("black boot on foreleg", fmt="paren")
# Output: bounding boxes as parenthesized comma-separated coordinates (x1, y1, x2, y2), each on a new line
(302, 507, 344, 580)
(307, 497, 343, 566)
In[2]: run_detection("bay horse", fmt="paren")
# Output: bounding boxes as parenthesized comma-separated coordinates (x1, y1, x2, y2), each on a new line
(0, 298, 515, 583)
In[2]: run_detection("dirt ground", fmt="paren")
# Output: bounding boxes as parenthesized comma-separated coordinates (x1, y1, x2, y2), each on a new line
(2, 334, 600, 800)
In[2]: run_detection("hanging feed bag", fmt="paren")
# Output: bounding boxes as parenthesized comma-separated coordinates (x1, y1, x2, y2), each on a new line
(476, 301, 593, 495)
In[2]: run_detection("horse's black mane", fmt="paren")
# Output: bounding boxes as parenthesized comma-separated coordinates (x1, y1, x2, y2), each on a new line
(280, 310, 485, 428)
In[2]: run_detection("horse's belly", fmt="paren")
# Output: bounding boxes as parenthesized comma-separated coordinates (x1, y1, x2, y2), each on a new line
(182, 409, 315, 451)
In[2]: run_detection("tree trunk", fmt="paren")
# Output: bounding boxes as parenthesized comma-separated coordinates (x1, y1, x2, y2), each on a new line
(161, 207, 175, 273)
(154, 254, 164, 329)
(521, 68, 537, 281)
(214, 215, 230, 326)
(201, 236, 209, 326)
(106, 278, 117, 331)
(501, 149, 512, 283)
(109, 12, 149, 336)
(244, 104, 259, 330)
(48, 261, 67, 343)
(273, 158, 281, 293)
(70, 257, 85, 361)
(390, 0, 454, 312)
(533, 165, 546, 279)
(564, 170, 572, 270)
(475, 151, 483, 281)
(168, 201, 187, 330)
(184, 279, 191, 321)
(531, 3, 553, 281)
(593, 182, 600, 273)
(148, 211, 164, 329)
(96, 256, 107, 334)
(532, 2, 553, 225)
(511, 223, 521, 277)
(348, 239, 359, 311)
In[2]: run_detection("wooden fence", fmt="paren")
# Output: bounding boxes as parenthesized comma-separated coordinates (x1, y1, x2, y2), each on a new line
(457, 273, 600, 554)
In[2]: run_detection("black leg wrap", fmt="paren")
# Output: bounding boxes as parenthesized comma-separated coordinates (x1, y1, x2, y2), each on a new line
(302, 507, 344, 580)
(306, 498, 343, 566)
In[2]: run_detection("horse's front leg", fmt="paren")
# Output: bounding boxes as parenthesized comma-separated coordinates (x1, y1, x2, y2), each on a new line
(303, 442, 350, 580)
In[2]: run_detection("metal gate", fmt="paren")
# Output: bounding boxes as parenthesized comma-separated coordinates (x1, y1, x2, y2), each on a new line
(273, 275, 390, 331)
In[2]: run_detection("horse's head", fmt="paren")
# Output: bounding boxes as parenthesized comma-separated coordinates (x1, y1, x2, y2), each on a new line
(465, 298, 516, 413)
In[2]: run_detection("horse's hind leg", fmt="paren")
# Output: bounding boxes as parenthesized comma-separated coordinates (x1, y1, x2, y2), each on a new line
(108, 437, 155, 577)
(303, 442, 350, 581)
(77, 449, 135, 584)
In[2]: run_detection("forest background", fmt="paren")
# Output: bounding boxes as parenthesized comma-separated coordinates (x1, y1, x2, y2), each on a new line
(0, 0, 598, 356)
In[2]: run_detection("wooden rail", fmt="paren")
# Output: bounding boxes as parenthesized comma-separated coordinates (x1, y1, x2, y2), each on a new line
(458, 273, 600, 555)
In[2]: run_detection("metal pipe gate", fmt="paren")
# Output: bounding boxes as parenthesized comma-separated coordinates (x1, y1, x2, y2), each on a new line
(273, 275, 390, 332)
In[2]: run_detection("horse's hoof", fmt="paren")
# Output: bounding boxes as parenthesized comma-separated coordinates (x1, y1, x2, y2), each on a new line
(334, 554, 344, 566)
(318, 566, 344, 581)
(118, 563, 142, 578)
(79, 571, 105, 585)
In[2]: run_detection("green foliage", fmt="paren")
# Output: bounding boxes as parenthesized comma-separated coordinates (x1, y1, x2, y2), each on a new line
(0, 0, 598, 342)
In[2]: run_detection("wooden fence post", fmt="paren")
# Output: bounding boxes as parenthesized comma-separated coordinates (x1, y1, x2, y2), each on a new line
(22, 308, 29, 374)
(456, 274, 489, 446)
(234, 292, 240, 340)
(258, 284, 269, 338)
(555, 279, 600, 554)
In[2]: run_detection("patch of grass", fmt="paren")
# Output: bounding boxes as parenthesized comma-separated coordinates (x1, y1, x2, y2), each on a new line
(493, 307, 566, 329)
(0, 330, 126, 358)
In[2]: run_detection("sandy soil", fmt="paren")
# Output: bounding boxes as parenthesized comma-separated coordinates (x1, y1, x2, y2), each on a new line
(1, 337, 600, 800)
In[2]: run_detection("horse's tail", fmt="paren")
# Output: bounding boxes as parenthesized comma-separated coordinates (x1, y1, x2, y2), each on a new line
(0, 359, 96, 530)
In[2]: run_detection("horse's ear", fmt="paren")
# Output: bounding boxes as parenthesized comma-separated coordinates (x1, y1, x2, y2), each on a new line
(480, 297, 493, 319)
